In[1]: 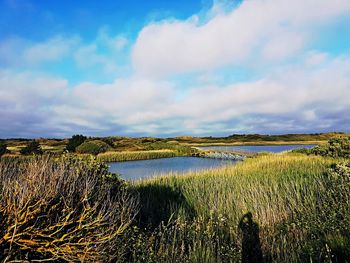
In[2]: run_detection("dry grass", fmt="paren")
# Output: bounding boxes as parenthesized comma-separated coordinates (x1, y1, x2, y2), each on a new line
(0, 156, 138, 262)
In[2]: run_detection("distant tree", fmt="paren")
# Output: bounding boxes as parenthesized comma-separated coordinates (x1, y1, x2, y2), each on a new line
(66, 134, 87, 152)
(20, 141, 43, 155)
(0, 141, 7, 156)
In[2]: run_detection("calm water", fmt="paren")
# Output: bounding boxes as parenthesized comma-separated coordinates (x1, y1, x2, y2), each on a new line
(108, 157, 235, 180)
(198, 144, 315, 153)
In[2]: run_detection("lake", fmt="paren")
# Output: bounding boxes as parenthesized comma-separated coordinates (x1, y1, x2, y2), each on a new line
(198, 144, 315, 153)
(108, 157, 236, 180)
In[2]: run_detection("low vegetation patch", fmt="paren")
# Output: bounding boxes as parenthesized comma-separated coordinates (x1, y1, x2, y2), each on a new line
(20, 140, 43, 155)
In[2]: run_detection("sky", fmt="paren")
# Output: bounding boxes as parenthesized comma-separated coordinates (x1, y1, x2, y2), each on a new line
(0, 0, 350, 138)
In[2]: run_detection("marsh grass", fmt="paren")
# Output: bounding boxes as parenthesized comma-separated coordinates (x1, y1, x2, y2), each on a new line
(132, 153, 350, 262)
(96, 149, 177, 162)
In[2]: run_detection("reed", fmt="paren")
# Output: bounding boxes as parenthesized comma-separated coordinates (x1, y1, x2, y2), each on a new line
(96, 149, 177, 162)
(132, 153, 350, 262)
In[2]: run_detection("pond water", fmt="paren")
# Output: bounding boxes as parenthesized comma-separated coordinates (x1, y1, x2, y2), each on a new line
(108, 157, 236, 180)
(198, 144, 315, 153)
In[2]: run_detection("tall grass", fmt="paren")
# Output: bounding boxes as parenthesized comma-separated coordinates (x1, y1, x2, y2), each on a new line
(132, 153, 350, 262)
(96, 149, 177, 162)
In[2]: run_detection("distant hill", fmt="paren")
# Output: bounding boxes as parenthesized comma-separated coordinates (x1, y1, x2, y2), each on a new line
(171, 132, 349, 144)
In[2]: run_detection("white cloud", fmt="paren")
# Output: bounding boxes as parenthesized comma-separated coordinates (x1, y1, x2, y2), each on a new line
(304, 51, 329, 66)
(57, 55, 350, 135)
(74, 44, 118, 73)
(132, 0, 350, 77)
(1, 54, 350, 137)
(97, 27, 128, 51)
(0, 70, 68, 137)
(0, 35, 79, 66)
(262, 32, 305, 60)
(23, 36, 79, 64)
(73, 27, 128, 73)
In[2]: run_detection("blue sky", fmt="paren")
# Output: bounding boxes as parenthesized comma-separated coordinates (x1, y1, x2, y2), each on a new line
(0, 0, 350, 138)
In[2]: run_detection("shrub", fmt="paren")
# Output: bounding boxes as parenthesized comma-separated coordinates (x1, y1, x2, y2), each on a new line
(312, 136, 350, 158)
(0, 155, 138, 262)
(291, 147, 312, 155)
(76, 140, 111, 155)
(0, 141, 7, 156)
(66, 134, 87, 152)
(20, 140, 43, 155)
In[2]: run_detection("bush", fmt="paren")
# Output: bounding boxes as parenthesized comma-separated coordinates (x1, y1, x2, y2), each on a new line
(76, 140, 111, 155)
(291, 147, 312, 155)
(0, 155, 138, 262)
(20, 140, 43, 155)
(312, 137, 350, 158)
(0, 141, 7, 156)
(66, 134, 87, 152)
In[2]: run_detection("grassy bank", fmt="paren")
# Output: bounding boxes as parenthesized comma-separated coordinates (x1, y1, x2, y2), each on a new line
(96, 149, 177, 162)
(132, 153, 350, 262)
(1, 149, 179, 164)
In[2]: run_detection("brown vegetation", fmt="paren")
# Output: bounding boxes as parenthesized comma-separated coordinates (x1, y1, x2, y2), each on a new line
(0, 156, 138, 262)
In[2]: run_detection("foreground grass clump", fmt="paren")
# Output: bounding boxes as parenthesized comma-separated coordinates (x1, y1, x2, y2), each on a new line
(133, 154, 350, 262)
(96, 149, 177, 162)
(0, 155, 138, 262)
